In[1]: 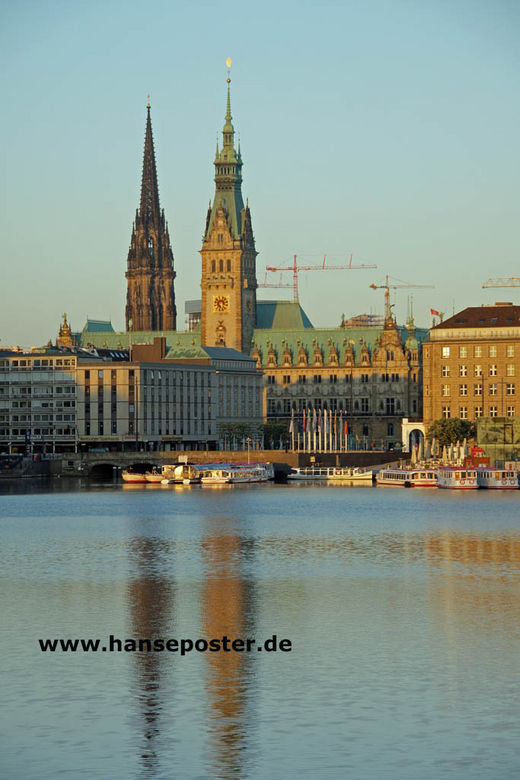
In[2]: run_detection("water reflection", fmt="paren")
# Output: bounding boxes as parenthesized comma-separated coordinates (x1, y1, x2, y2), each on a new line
(201, 519, 256, 780)
(127, 535, 175, 779)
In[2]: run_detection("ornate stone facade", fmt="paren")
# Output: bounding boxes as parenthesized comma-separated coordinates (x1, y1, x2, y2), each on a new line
(200, 78, 257, 353)
(252, 314, 423, 449)
(125, 103, 176, 332)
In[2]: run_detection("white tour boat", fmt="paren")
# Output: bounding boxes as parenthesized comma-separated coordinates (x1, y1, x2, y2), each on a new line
(437, 467, 478, 490)
(475, 468, 519, 489)
(288, 466, 373, 482)
(376, 468, 438, 487)
(200, 465, 269, 484)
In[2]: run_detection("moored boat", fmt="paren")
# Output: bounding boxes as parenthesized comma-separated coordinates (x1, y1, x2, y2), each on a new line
(145, 469, 164, 483)
(122, 469, 148, 483)
(437, 467, 478, 489)
(376, 467, 438, 487)
(288, 466, 373, 482)
(475, 468, 519, 489)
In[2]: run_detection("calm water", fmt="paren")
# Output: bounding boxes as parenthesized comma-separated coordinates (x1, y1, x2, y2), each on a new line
(1, 480, 520, 779)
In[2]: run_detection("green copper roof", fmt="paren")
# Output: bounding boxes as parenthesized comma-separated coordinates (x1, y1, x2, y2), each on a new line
(82, 319, 115, 334)
(251, 325, 429, 368)
(78, 320, 428, 366)
(256, 301, 313, 330)
(79, 328, 196, 350)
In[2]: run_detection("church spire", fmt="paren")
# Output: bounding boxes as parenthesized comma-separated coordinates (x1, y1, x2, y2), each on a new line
(139, 102, 161, 222)
(125, 101, 176, 332)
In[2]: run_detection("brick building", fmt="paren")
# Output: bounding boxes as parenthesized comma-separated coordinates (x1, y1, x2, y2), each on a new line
(423, 303, 520, 427)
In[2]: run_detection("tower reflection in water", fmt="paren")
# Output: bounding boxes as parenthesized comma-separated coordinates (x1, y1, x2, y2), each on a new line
(127, 535, 174, 779)
(201, 519, 256, 780)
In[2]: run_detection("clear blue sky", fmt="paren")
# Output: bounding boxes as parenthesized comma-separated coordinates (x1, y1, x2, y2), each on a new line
(1, 0, 519, 346)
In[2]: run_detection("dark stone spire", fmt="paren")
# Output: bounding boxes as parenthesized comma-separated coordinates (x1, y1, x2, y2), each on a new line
(139, 104, 161, 223)
(125, 101, 176, 332)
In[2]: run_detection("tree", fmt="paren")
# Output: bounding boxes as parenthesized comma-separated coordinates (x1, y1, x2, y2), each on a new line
(426, 418, 476, 448)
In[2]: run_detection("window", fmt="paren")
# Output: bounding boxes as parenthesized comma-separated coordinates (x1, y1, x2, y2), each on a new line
(459, 365, 467, 377)
(298, 375, 306, 384)
(459, 384, 467, 396)
(474, 384, 482, 396)
(489, 384, 497, 395)
(442, 384, 450, 397)
(489, 345, 497, 357)
(507, 364, 515, 376)
(459, 346, 468, 358)
(313, 375, 322, 384)
(441, 365, 450, 377)
(442, 406, 451, 419)
(385, 398, 395, 415)
(360, 374, 369, 383)
(266, 375, 275, 385)
(442, 346, 450, 357)
(507, 406, 515, 417)
(506, 383, 515, 395)
(329, 375, 337, 384)
(459, 407, 468, 419)
(489, 365, 497, 376)
(475, 406, 483, 418)
(360, 398, 369, 413)
(282, 375, 291, 385)
(474, 345, 482, 358)
(387, 423, 394, 436)
(474, 365, 482, 377)
(506, 345, 515, 357)
(490, 406, 498, 418)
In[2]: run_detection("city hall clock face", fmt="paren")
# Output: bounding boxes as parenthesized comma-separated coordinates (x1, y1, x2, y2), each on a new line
(213, 295, 230, 313)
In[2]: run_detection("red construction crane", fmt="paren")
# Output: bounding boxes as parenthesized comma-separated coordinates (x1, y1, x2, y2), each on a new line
(264, 254, 377, 302)
(257, 271, 293, 292)
(369, 275, 434, 322)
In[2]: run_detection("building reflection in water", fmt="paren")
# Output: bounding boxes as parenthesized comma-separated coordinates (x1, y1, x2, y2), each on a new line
(201, 519, 256, 780)
(127, 535, 174, 779)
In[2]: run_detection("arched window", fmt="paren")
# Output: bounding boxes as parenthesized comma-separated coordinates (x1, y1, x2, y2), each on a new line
(219, 259, 223, 272)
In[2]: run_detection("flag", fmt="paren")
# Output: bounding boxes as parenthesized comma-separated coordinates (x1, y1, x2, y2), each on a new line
(430, 308, 440, 316)
(289, 408, 294, 435)
(303, 408, 307, 432)
(334, 410, 337, 435)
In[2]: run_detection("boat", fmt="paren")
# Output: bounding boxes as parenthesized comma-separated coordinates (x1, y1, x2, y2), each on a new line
(145, 469, 164, 483)
(122, 469, 148, 483)
(200, 464, 269, 484)
(475, 468, 519, 489)
(200, 467, 233, 484)
(437, 467, 478, 489)
(288, 466, 373, 482)
(376, 467, 438, 487)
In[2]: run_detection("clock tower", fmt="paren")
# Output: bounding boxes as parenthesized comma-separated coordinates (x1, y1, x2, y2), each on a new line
(200, 70, 257, 353)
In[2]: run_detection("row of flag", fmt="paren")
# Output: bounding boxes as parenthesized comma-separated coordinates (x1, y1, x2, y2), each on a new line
(288, 408, 349, 436)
